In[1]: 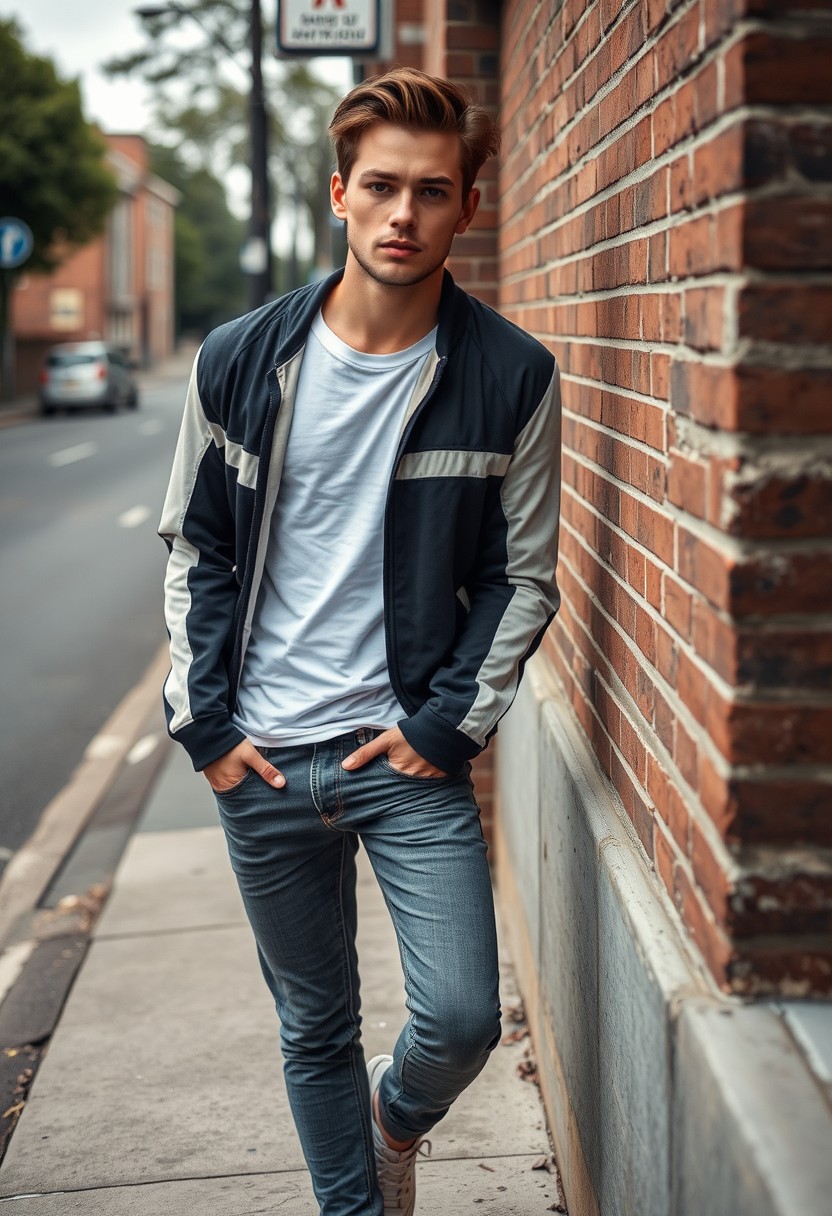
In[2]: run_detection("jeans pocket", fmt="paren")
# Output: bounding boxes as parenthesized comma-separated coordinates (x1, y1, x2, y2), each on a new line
(377, 754, 450, 782)
(212, 767, 258, 799)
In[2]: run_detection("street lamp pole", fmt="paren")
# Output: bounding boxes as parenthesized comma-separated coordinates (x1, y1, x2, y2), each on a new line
(134, 1, 272, 311)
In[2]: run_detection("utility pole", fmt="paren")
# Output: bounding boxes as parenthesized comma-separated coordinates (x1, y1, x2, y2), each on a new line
(246, 0, 272, 310)
(135, 1, 273, 311)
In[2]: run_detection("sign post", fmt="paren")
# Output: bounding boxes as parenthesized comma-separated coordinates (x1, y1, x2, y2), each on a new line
(276, 0, 382, 57)
(0, 218, 34, 402)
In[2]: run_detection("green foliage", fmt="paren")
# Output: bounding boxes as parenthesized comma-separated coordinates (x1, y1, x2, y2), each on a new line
(0, 19, 117, 273)
(151, 144, 246, 335)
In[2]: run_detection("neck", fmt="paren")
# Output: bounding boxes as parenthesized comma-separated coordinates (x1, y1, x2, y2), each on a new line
(322, 255, 442, 354)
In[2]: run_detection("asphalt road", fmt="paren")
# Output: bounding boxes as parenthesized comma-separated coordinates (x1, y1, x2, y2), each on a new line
(0, 375, 188, 880)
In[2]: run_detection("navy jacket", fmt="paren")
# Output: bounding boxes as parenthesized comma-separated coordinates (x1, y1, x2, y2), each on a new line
(159, 268, 562, 775)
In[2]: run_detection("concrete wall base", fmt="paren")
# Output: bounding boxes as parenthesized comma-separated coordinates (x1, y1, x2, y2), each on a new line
(495, 657, 832, 1216)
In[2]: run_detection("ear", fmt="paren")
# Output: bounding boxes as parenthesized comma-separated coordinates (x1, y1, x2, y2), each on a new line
(331, 171, 347, 221)
(454, 186, 480, 236)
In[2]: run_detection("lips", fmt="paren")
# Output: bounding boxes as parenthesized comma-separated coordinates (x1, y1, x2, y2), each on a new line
(380, 241, 421, 253)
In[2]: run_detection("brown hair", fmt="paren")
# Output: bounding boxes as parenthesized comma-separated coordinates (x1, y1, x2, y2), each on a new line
(328, 67, 500, 201)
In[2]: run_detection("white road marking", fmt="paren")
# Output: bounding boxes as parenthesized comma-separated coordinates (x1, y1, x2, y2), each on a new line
(138, 420, 163, 436)
(0, 941, 36, 1007)
(49, 441, 98, 467)
(117, 505, 152, 529)
(84, 734, 124, 760)
(127, 734, 160, 765)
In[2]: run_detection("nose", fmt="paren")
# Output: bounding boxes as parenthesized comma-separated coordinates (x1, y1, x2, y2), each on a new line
(389, 189, 416, 229)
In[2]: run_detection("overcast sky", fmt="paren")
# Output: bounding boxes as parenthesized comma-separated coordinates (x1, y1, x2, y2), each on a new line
(3, 1, 351, 136)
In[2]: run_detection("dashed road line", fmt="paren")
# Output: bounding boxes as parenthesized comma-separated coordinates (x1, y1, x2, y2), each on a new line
(127, 734, 160, 765)
(117, 505, 152, 529)
(48, 442, 98, 468)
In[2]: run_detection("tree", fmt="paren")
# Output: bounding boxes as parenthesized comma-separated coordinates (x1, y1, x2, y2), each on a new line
(0, 19, 117, 273)
(150, 144, 246, 335)
(0, 19, 118, 397)
(105, 2, 342, 285)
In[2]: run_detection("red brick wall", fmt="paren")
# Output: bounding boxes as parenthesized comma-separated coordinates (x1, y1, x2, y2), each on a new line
(499, 0, 832, 994)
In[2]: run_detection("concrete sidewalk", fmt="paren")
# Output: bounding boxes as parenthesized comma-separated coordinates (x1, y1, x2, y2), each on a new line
(0, 744, 563, 1213)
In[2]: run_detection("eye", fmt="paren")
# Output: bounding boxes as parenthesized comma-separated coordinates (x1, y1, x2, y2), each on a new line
(423, 187, 447, 198)
(368, 182, 390, 193)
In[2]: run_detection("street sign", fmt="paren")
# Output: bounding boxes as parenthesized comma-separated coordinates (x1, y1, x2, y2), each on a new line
(0, 217, 34, 270)
(277, 0, 381, 56)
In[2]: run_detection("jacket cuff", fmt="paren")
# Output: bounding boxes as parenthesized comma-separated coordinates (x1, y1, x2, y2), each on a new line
(167, 712, 247, 772)
(398, 704, 482, 776)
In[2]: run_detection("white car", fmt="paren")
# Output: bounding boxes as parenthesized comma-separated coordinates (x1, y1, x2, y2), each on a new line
(39, 341, 140, 416)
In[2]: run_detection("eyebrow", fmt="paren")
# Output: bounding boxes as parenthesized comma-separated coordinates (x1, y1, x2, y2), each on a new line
(357, 169, 456, 187)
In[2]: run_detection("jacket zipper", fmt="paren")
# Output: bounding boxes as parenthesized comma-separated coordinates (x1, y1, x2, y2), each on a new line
(383, 354, 448, 713)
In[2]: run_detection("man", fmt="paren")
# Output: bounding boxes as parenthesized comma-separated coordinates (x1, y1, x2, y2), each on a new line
(160, 67, 561, 1216)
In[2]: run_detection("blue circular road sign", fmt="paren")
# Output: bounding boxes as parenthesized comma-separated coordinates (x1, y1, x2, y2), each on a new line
(0, 217, 34, 269)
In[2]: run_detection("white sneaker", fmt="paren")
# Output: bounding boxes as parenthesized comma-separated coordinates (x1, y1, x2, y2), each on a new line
(367, 1054, 431, 1215)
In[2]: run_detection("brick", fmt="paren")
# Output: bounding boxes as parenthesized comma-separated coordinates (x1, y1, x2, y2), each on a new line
(663, 572, 693, 639)
(729, 873, 832, 937)
(742, 32, 832, 105)
(722, 703, 832, 766)
(693, 124, 744, 204)
(745, 197, 832, 270)
(667, 450, 708, 517)
(653, 820, 678, 901)
(684, 285, 725, 350)
(722, 778, 832, 847)
(674, 717, 699, 789)
(674, 863, 735, 991)
(692, 598, 737, 684)
(690, 818, 731, 920)
(676, 526, 733, 611)
(717, 460, 832, 541)
(727, 947, 832, 998)
(670, 362, 828, 434)
(730, 551, 832, 616)
(738, 285, 832, 346)
(736, 628, 832, 692)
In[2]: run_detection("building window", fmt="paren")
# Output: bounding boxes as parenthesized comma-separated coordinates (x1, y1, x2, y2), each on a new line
(50, 289, 84, 330)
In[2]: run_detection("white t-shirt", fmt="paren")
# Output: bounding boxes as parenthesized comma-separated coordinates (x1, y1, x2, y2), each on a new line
(232, 309, 437, 746)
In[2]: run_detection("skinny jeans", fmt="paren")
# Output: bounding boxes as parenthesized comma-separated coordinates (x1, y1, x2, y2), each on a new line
(212, 726, 501, 1216)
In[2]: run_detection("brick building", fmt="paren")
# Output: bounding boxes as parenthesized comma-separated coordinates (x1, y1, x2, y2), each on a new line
(368, 2, 832, 1212)
(13, 134, 179, 393)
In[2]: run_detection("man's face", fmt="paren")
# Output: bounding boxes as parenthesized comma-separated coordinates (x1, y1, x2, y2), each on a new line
(330, 123, 479, 288)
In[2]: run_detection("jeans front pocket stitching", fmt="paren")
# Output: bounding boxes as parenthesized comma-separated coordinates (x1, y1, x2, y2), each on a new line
(212, 766, 258, 799)
(377, 754, 450, 782)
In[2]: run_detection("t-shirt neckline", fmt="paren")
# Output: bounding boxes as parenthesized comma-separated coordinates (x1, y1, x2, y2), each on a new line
(311, 309, 437, 371)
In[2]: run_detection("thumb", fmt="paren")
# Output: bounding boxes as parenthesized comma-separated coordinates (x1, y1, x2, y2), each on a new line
(242, 743, 285, 788)
(256, 757, 286, 788)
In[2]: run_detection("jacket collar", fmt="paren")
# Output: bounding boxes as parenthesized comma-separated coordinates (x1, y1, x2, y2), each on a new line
(274, 266, 470, 367)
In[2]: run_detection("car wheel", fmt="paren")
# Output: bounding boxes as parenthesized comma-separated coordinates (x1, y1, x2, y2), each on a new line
(104, 400, 117, 414)
(128, 389, 139, 410)
(40, 404, 55, 417)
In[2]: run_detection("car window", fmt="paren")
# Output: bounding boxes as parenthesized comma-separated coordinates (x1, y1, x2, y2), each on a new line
(47, 353, 99, 368)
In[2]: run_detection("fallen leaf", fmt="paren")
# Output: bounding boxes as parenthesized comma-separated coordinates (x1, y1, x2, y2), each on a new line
(2, 1102, 25, 1119)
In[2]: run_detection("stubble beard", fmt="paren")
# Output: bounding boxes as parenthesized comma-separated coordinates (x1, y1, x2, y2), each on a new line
(345, 223, 453, 289)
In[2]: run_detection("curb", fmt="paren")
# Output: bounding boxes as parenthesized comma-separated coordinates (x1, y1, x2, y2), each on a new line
(0, 643, 170, 952)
